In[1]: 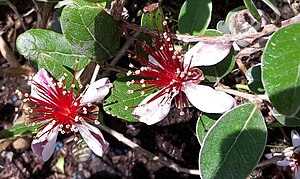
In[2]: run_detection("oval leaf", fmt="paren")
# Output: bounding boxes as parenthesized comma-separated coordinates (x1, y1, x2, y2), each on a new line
(60, 5, 120, 61)
(262, 24, 300, 117)
(178, 0, 212, 35)
(16, 29, 90, 70)
(199, 103, 267, 178)
(103, 76, 155, 122)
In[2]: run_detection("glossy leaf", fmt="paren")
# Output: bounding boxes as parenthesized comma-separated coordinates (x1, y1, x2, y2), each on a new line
(199, 103, 267, 178)
(262, 24, 300, 117)
(196, 113, 220, 144)
(0, 122, 45, 139)
(16, 29, 90, 70)
(60, 5, 120, 62)
(103, 76, 156, 122)
(246, 64, 265, 94)
(178, 0, 212, 35)
(243, 0, 261, 22)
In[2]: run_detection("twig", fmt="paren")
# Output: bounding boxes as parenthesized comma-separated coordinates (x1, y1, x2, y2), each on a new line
(215, 86, 269, 102)
(97, 124, 200, 175)
(110, 0, 127, 21)
(123, 14, 300, 44)
(6, 0, 27, 31)
(122, 21, 276, 43)
(0, 36, 20, 67)
(100, 31, 140, 78)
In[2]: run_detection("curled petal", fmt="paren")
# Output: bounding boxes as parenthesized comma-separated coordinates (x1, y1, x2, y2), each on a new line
(291, 130, 300, 147)
(81, 77, 113, 104)
(31, 124, 59, 162)
(184, 41, 232, 67)
(182, 83, 235, 113)
(31, 69, 56, 100)
(76, 121, 109, 157)
(132, 91, 171, 125)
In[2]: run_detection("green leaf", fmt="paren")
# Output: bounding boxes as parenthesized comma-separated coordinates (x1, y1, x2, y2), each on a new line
(199, 103, 267, 178)
(216, 21, 230, 34)
(178, 0, 212, 35)
(16, 29, 90, 70)
(103, 76, 156, 122)
(243, 0, 261, 23)
(141, 7, 164, 30)
(0, 122, 45, 139)
(196, 113, 220, 144)
(198, 29, 235, 82)
(60, 5, 120, 62)
(246, 64, 265, 94)
(274, 111, 300, 127)
(262, 24, 300, 117)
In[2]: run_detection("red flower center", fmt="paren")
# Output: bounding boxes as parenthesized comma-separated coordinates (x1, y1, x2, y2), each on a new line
(25, 72, 99, 137)
(127, 22, 204, 110)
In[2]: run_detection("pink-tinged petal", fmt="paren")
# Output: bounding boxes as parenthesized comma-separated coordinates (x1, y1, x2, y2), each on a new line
(76, 121, 109, 157)
(31, 69, 56, 100)
(276, 158, 293, 167)
(132, 91, 172, 125)
(81, 78, 113, 104)
(182, 83, 235, 113)
(291, 130, 300, 147)
(31, 124, 59, 162)
(184, 41, 232, 67)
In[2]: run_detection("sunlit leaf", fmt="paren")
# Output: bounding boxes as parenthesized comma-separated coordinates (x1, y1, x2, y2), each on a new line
(199, 103, 267, 178)
(262, 24, 300, 117)
(103, 76, 156, 122)
(61, 5, 120, 62)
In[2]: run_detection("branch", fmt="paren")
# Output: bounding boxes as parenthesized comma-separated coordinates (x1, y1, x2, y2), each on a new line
(215, 86, 269, 103)
(97, 124, 200, 175)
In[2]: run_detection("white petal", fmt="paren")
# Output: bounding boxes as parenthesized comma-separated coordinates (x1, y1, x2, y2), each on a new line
(184, 41, 231, 67)
(291, 130, 300, 147)
(76, 121, 109, 157)
(31, 124, 59, 161)
(31, 69, 56, 100)
(182, 83, 235, 113)
(81, 77, 113, 104)
(132, 91, 171, 125)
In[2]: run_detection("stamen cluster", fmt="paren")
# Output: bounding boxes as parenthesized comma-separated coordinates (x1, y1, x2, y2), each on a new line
(127, 22, 204, 111)
(24, 72, 99, 140)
